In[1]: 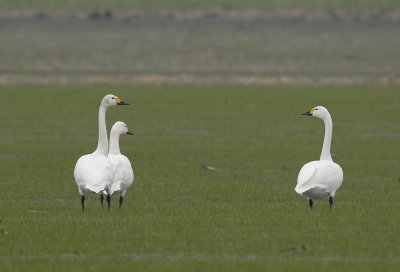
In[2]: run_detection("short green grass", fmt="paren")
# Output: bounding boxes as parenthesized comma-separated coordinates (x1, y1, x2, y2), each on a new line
(0, 85, 399, 271)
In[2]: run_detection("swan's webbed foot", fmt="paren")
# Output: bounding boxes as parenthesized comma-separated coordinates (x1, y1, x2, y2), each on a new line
(100, 193, 104, 208)
(329, 196, 334, 210)
(80, 195, 85, 211)
(119, 196, 124, 209)
(107, 194, 111, 211)
(308, 199, 313, 209)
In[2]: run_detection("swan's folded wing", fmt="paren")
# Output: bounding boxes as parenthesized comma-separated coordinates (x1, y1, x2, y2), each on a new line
(110, 180, 121, 194)
(297, 161, 318, 186)
(75, 165, 102, 192)
(109, 155, 134, 194)
(295, 161, 320, 194)
(74, 154, 113, 193)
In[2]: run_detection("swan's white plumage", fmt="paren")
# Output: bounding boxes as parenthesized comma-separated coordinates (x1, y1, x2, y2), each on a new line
(108, 121, 134, 198)
(109, 154, 134, 195)
(295, 106, 343, 204)
(296, 161, 318, 187)
(295, 160, 343, 199)
(74, 154, 114, 194)
(74, 95, 128, 206)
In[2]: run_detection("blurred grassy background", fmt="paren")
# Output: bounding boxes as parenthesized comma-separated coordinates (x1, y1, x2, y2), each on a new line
(1, 5, 400, 84)
(1, 0, 400, 10)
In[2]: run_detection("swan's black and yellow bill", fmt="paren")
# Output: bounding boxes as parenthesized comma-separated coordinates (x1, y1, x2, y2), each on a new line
(117, 100, 129, 105)
(127, 130, 134, 135)
(302, 107, 316, 116)
(115, 96, 129, 105)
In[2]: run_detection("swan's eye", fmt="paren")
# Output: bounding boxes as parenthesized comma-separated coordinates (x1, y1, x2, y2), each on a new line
(112, 97, 115, 99)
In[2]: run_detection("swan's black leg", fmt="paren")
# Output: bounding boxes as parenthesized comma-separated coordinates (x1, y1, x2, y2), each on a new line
(100, 193, 104, 208)
(80, 195, 85, 211)
(308, 199, 313, 209)
(119, 196, 124, 209)
(107, 194, 111, 211)
(329, 196, 334, 210)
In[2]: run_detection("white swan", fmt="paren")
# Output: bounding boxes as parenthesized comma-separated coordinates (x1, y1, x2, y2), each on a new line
(295, 106, 343, 209)
(108, 121, 134, 209)
(74, 94, 129, 211)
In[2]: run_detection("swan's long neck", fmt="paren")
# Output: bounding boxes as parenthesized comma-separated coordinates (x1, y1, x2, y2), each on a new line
(109, 131, 121, 155)
(320, 113, 333, 161)
(94, 105, 108, 156)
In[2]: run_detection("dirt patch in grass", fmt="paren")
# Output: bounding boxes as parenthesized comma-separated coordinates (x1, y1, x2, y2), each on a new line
(1, 9, 400, 23)
(0, 74, 399, 85)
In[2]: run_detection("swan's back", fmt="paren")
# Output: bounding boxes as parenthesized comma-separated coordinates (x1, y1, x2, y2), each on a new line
(108, 154, 134, 194)
(74, 153, 114, 194)
(296, 160, 343, 198)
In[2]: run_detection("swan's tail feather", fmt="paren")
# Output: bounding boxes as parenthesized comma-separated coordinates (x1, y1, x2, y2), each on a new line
(295, 185, 306, 195)
(85, 184, 104, 194)
(295, 183, 328, 197)
(110, 183, 121, 195)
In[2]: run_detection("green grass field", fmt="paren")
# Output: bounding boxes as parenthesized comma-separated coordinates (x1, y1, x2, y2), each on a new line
(0, 85, 399, 271)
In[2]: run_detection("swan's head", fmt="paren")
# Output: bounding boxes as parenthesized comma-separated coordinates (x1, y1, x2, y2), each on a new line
(101, 94, 129, 108)
(111, 121, 134, 136)
(301, 106, 330, 120)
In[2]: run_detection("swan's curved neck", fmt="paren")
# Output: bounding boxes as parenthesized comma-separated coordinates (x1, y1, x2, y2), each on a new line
(109, 131, 121, 155)
(320, 113, 333, 161)
(94, 105, 108, 156)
